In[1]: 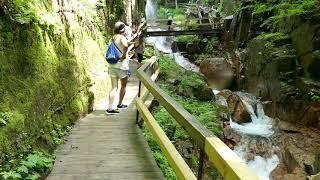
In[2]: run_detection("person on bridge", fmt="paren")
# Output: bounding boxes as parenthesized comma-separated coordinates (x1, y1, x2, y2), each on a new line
(106, 22, 130, 115)
(166, 10, 174, 30)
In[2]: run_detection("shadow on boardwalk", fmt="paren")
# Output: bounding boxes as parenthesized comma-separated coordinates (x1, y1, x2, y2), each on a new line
(47, 62, 164, 180)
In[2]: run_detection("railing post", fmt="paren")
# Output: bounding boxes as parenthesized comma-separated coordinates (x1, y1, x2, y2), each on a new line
(136, 81, 142, 124)
(197, 149, 205, 180)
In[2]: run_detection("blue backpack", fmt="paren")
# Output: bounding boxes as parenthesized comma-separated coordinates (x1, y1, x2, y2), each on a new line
(105, 38, 122, 64)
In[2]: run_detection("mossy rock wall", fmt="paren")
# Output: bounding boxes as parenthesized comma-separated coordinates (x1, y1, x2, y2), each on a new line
(0, 1, 110, 170)
(222, 0, 320, 126)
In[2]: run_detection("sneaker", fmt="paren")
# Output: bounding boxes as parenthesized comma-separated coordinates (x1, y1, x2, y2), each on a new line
(106, 109, 120, 115)
(117, 104, 128, 109)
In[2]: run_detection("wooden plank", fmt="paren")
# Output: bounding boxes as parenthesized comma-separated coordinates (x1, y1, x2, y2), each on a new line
(204, 137, 259, 180)
(136, 98, 197, 180)
(146, 29, 222, 36)
(137, 68, 212, 149)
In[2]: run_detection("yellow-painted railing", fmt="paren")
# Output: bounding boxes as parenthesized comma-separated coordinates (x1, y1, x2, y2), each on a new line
(135, 51, 259, 180)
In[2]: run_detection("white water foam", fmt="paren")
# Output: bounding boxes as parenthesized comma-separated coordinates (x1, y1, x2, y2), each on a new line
(234, 145, 279, 180)
(173, 53, 199, 72)
(230, 92, 274, 137)
(227, 92, 279, 179)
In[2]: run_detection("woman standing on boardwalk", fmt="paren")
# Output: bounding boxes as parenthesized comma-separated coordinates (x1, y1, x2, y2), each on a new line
(106, 22, 130, 114)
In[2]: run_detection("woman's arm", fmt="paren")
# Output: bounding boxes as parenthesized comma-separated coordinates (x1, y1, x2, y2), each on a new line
(120, 36, 128, 60)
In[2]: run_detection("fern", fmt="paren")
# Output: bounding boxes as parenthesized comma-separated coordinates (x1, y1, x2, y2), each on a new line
(0, 171, 22, 180)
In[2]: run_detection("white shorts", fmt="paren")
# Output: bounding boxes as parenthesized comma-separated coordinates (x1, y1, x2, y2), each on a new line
(108, 67, 128, 79)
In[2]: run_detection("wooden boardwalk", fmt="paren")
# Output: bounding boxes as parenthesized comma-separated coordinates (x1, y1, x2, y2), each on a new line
(47, 62, 164, 180)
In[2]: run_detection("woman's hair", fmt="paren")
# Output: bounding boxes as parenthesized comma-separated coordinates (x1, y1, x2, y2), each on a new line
(114, 24, 126, 34)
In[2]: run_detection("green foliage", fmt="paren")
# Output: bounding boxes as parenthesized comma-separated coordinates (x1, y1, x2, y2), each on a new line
(256, 32, 288, 41)
(0, 151, 53, 180)
(144, 47, 156, 58)
(206, 37, 219, 53)
(143, 54, 222, 179)
(176, 35, 199, 43)
(218, 0, 224, 12)
(158, 7, 186, 21)
(309, 92, 320, 102)
(256, 32, 289, 48)
(252, 4, 273, 15)
(248, 0, 317, 28)
(143, 130, 177, 180)
(0, 112, 13, 126)
(0, 171, 22, 180)
(0, 0, 106, 172)
(194, 54, 210, 65)
(158, 55, 185, 79)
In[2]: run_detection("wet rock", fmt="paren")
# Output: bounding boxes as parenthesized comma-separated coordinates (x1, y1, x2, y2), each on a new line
(282, 147, 301, 173)
(299, 103, 320, 128)
(200, 58, 234, 90)
(280, 168, 306, 180)
(308, 51, 320, 80)
(278, 121, 300, 133)
(217, 90, 251, 124)
(271, 163, 288, 180)
(228, 94, 251, 124)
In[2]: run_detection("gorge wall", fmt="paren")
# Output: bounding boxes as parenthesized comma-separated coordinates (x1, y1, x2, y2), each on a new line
(0, 0, 142, 171)
(218, 0, 320, 178)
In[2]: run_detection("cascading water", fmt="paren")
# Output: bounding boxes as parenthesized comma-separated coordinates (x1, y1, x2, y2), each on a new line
(145, 1, 278, 178)
(146, 0, 157, 24)
(145, 0, 198, 71)
(230, 92, 274, 137)
(228, 92, 279, 180)
(145, 0, 172, 53)
(173, 53, 199, 72)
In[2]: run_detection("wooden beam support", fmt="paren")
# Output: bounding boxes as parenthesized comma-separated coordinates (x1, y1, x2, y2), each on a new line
(146, 29, 222, 36)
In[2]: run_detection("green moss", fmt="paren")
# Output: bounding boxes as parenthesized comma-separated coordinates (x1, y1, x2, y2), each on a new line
(143, 130, 177, 180)
(256, 32, 287, 41)
(158, 7, 186, 21)
(218, 0, 224, 13)
(158, 55, 185, 80)
(252, 4, 273, 15)
(176, 35, 199, 43)
(0, 0, 107, 175)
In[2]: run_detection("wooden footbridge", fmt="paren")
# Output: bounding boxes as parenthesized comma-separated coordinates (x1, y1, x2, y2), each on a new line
(145, 18, 222, 37)
(47, 25, 258, 180)
(145, 3, 223, 37)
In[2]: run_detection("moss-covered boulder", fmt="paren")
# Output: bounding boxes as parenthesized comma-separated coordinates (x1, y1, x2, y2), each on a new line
(158, 55, 214, 101)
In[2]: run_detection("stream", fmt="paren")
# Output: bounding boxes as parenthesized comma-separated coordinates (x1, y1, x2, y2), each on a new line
(145, 0, 279, 179)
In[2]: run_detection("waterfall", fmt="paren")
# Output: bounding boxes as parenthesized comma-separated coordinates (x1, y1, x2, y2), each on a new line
(230, 92, 274, 137)
(145, 0, 199, 71)
(146, 0, 157, 24)
(229, 92, 279, 180)
(173, 53, 199, 72)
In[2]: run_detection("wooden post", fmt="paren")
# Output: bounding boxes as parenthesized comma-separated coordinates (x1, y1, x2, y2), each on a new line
(197, 149, 205, 180)
(136, 81, 142, 124)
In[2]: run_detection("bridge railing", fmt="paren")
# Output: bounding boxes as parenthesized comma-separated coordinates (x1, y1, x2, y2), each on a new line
(135, 51, 259, 179)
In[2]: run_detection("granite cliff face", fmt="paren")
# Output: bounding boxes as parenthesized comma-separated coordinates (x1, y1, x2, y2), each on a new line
(216, 0, 320, 178)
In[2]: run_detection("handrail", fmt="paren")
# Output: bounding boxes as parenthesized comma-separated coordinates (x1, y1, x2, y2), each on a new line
(135, 52, 259, 179)
(136, 98, 197, 180)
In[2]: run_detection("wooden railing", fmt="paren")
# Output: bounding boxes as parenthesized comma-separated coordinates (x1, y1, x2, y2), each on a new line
(135, 52, 259, 180)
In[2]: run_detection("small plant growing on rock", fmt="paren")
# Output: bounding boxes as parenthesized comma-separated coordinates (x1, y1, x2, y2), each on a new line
(0, 151, 53, 180)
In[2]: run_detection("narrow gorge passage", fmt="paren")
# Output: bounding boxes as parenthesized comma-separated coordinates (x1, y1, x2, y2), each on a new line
(0, 0, 319, 180)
